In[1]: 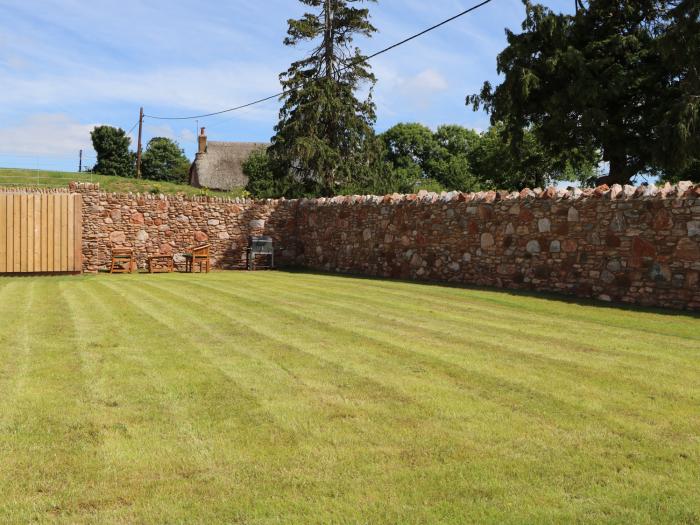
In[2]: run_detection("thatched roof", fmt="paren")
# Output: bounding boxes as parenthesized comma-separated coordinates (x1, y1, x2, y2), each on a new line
(190, 141, 267, 191)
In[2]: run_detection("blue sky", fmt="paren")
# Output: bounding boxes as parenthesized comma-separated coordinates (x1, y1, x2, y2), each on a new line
(0, 0, 573, 171)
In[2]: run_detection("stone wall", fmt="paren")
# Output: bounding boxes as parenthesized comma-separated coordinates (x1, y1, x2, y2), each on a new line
(295, 183, 700, 310)
(69, 182, 700, 310)
(72, 183, 299, 272)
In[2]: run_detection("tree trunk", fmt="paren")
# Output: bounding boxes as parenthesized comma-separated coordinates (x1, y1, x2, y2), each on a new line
(324, 0, 337, 192)
(597, 154, 633, 186)
(324, 0, 334, 79)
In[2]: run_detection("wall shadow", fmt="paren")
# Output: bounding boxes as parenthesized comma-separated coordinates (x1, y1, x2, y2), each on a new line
(275, 267, 700, 319)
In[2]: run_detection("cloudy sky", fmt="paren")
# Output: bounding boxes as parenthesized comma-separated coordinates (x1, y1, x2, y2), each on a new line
(0, 0, 573, 171)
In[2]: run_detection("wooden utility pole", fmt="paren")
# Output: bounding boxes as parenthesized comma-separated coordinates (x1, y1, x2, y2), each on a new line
(78, 149, 83, 173)
(136, 106, 144, 178)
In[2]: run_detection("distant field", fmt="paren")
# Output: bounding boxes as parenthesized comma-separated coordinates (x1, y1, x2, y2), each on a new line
(0, 271, 698, 524)
(0, 167, 247, 198)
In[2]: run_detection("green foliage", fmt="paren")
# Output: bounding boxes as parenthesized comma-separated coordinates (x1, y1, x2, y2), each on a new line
(269, 0, 379, 197)
(378, 123, 594, 193)
(661, 159, 700, 184)
(654, 0, 700, 174)
(381, 123, 481, 192)
(469, 0, 699, 185)
(469, 124, 598, 190)
(247, 121, 599, 198)
(91, 126, 134, 178)
(141, 137, 190, 183)
(244, 148, 286, 199)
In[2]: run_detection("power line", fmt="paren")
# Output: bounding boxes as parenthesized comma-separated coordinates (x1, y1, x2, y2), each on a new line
(144, 0, 494, 121)
(125, 121, 139, 136)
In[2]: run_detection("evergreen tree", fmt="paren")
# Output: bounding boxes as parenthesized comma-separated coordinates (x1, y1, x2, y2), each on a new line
(269, 0, 379, 197)
(654, 0, 700, 176)
(91, 126, 134, 178)
(468, 1, 693, 185)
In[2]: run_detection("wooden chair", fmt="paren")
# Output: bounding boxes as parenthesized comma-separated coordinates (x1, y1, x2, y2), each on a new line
(110, 247, 135, 274)
(184, 244, 210, 273)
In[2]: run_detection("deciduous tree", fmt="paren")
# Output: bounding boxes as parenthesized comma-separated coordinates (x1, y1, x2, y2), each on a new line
(141, 137, 190, 183)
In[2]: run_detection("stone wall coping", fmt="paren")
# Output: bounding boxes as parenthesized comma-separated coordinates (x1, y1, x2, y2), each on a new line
(68, 182, 275, 205)
(0, 186, 76, 194)
(19, 180, 700, 207)
(296, 182, 699, 207)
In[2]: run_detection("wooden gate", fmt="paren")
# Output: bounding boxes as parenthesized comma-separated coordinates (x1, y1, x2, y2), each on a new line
(0, 192, 82, 273)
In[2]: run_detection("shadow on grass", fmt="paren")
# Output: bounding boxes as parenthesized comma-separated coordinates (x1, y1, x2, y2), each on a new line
(276, 267, 700, 320)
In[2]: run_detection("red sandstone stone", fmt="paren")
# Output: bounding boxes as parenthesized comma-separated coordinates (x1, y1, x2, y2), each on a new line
(518, 208, 535, 224)
(605, 234, 621, 248)
(652, 210, 671, 230)
(541, 187, 557, 200)
(632, 237, 656, 259)
(675, 238, 700, 260)
(562, 239, 578, 253)
(478, 205, 493, 220)
(594, 185, 610, 197)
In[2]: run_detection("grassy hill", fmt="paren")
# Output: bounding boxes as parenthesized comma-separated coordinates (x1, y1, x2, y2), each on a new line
(0, 167, 247, 198)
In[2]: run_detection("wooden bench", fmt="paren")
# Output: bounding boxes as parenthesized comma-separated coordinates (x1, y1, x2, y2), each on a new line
(184, 244, 210, 273)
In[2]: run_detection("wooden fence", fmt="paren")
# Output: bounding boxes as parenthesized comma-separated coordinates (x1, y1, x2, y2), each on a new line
(0, 192, 82, 273)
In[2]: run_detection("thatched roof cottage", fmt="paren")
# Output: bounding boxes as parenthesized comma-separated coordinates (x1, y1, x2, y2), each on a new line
(189, 128, 267, 191)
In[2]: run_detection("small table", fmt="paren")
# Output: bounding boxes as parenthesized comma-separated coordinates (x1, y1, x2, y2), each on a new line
(148, 255, 174, 274)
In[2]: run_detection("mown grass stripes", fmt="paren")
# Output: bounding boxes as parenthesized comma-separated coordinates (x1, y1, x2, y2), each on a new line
(0, 271, 697, 524)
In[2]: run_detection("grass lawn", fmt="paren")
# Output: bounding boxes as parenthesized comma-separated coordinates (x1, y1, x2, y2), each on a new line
(0, 167, 246, 198)
(0, 271, 698, 524)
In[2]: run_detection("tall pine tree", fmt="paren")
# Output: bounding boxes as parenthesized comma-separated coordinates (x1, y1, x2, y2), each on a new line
(269, 0, 379, 197)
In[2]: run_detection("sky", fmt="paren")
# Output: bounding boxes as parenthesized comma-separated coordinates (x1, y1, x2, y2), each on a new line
(0, 0, 575, 172)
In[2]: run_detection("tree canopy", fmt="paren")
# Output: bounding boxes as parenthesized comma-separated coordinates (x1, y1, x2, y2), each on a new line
(468, 0, 700, 185)
(141, 137, 190, 183)
(268, 0, 379, 197)
(247, 122, 596, 198)
(90, 126, 134, 178)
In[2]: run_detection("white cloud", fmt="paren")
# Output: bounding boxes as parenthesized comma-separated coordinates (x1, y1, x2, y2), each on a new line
(0, 61, 282, 124)
(144, 124, 176, 140)
(179, 128, 196, 144)
(0, 114, 97, 157)
(401, 69, 449, 95)
(372, 66, 451, 116)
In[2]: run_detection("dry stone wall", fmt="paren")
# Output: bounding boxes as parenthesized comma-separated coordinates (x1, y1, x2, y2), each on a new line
(72, 183, 298, 272)
(295, 183, 700, 310)
(69, 181, 700, 310)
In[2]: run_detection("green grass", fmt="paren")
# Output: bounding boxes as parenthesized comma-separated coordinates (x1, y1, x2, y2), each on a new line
(0, 167, 247, 198)
(0, 271, 698, 524)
